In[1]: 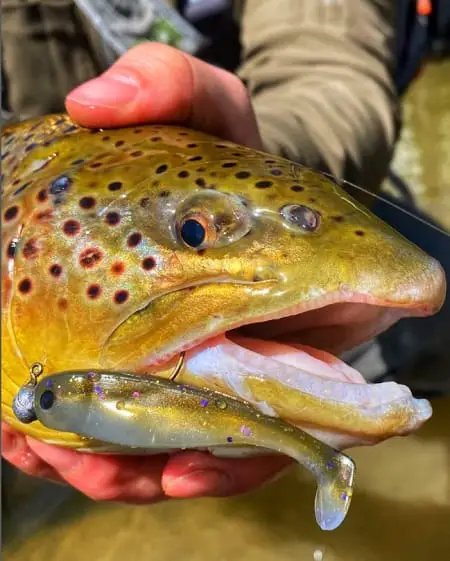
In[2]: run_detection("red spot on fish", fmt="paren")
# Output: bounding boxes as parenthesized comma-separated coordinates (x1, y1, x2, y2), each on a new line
(63, 219, 81, 236)
(79, 248, 102, 269)
(111, 262, 125, 275)
(114, 290, 129, 304)
(18, 278, 32, 294)
(58, 297, 68, 311)
(22, 238, 39, 260)
(87, 284, 101, 299)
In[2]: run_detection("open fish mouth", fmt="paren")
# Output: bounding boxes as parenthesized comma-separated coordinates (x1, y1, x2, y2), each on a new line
(128, 288, 441, 451)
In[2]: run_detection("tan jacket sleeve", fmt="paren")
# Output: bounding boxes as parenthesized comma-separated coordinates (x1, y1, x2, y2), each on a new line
(236, 0, 401, 193)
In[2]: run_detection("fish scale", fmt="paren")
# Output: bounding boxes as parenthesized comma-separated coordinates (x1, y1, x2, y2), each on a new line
(1, 113, 445, 451)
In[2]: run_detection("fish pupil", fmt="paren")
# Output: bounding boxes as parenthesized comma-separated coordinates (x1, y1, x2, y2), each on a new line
(40, 390, 55, 410)
(180, 219, 206, 248)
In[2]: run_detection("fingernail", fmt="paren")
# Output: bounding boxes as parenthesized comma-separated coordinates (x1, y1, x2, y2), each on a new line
(67, 71, 140, 108)
(165, 469, 231, 498)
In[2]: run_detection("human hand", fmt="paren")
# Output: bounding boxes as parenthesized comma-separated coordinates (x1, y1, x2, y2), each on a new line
(2, 43, 292, 504)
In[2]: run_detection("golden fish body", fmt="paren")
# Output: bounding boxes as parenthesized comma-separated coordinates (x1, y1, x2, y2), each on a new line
(2, 114, 446, 450)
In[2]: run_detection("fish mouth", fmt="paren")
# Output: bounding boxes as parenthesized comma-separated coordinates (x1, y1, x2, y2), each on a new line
(129, 277, 444, 450)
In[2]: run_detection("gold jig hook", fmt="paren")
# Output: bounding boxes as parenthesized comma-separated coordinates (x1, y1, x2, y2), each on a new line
(169, 352, 186, 382)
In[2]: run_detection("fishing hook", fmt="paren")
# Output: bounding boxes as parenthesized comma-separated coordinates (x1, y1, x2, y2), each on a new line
(169, 352, 186, 382)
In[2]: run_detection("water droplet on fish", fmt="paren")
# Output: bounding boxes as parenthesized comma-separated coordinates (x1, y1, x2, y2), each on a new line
(216, 400, 228, 410)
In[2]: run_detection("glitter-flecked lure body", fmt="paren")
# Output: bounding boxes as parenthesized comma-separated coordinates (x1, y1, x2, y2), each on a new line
(2, 114, 446, 455)
(32, 370, 355, 531)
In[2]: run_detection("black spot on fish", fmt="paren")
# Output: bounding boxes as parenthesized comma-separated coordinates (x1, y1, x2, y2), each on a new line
(331, 215, 345, 223)
(156, 164, 168, 174)
(79, 197, 96, 209)
(114, 290, 129, 304)
(102, 136, 111, 141)
(159, 191, 170, 198)
(105, 212, 121, 226)
(222, 162, 237, 168)
(37, 189, 48, 202)
(271, 168, 283, 176)
(25, 143, 38, 152)
(178, 170, 189, 178)
(131, 151, 143, 157)
(49, 264, 62, 277)
(4, 206, 19, 221)
(355, 230, 365, 237)
(18, 278, 32, 294)
(151, 136, 162, 142)
(71, 159, 85, 165)
(235, 171, 251, 179)
(187, 143, 198, 148)
(12, 180, 31, 196)
(189, 156, 202, 162)
(139, 197, 151, 208)
(291, 185, 304, 192)
(108, 181, 122, 191)
(128, 232, 142, 247)
(87, 284, 101, 299)
(142, 257, 156, 270)
(115, 140, 125, 147)
(195, 178, 206, 188)
(255, 180, 273, 189)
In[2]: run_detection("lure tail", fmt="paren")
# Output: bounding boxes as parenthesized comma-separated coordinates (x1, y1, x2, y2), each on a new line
(314, 453, 355, 531)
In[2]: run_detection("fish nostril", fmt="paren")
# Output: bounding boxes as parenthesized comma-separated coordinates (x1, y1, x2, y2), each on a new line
(280, 204, 321, 232)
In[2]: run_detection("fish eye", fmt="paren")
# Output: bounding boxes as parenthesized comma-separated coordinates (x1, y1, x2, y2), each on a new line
(280, 204, 320, 232)
(179, 218, 207, 248)
(39, 390, 55, 410)
(176, 190, 252, 250)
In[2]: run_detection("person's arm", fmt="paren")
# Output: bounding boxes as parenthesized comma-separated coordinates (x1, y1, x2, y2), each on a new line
(237, 0, 400, 193)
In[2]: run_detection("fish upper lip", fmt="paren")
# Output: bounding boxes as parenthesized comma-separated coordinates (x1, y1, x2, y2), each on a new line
(136, 286, 441, 371)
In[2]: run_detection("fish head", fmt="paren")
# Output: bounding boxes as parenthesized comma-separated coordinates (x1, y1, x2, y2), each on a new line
(1, 114, 446, 448)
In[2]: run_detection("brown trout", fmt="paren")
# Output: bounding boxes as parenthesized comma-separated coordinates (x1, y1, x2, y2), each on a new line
(1, 114, 446, 453)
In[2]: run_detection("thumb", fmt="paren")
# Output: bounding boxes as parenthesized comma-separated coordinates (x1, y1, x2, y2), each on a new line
(65, 42, 262, 149)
